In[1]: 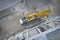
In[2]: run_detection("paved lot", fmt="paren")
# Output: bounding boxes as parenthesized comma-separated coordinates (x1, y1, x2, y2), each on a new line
(0, 0, 60, 39)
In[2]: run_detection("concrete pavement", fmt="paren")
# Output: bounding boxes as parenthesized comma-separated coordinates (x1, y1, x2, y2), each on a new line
(0, 0, 53, 39)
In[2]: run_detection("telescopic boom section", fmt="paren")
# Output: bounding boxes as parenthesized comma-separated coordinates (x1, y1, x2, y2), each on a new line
(25, 9, 51, 22)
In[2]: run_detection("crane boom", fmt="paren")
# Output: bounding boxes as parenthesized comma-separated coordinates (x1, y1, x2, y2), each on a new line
(20, 8, 51, 24)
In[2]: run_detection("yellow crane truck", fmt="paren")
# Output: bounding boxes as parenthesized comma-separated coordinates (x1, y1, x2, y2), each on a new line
(20, 8, 51, 24)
